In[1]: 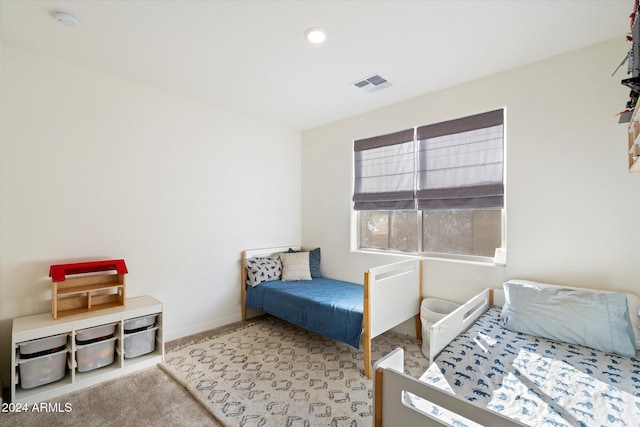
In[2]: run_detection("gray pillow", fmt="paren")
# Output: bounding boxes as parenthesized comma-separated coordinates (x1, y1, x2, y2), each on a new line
(504, 282, 636, 358)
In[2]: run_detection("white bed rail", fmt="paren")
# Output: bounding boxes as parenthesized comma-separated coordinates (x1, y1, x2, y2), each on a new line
(373, 348, 526, 427)
(367, 259, 422, 339)
(363, 258, 422, 378)
(429, 289, 491, 362)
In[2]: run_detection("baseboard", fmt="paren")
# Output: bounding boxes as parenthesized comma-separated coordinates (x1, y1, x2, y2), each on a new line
(165, 311, 416, 344)
(163, 313, 242, 342)
(391, 317, 419, 338)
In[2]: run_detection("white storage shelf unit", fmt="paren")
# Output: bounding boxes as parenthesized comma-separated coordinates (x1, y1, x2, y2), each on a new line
(11, 295, 163, 404)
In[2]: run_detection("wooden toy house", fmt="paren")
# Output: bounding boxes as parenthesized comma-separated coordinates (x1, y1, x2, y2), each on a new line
(49, 259, 127, 319)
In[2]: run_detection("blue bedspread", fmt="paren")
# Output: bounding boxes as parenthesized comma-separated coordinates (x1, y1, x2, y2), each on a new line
(245, 278, 364, 348)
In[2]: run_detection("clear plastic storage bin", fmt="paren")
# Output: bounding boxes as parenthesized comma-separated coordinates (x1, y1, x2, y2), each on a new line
(18, 348, 67, 389)
(19, 333, 68, 357)
(124, 327, 157, 359)
(123, 314, 157, 332)
(76, 336, 117, 372)
(76, 323, 117, 343)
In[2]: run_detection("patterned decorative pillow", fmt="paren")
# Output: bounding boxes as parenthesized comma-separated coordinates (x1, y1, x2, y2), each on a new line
(280, 252, 311, 281)
(244, 256, 282, 287)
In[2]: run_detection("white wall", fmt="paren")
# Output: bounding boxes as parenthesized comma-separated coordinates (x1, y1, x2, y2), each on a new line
(301, 38, 640, 305)
(2, 36, 639, 386)
(0, 46, 301, 383)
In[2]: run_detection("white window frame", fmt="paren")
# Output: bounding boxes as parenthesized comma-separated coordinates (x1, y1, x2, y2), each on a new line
(352, 109, 507, 265)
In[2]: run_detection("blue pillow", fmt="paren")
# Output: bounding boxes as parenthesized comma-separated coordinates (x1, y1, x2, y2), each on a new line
(287, 247, 322, 278)
(504, 282, 636, 358)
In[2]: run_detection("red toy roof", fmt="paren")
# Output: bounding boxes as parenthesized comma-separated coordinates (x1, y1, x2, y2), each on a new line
(49, 259, 128, 282)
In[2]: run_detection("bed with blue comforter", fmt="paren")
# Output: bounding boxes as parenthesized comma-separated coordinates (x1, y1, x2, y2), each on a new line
(241, 246, 423, 378)
(245, 277, 363, 348)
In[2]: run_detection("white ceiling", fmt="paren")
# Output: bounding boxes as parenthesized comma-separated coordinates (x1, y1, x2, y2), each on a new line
(0, 0, 632, 131)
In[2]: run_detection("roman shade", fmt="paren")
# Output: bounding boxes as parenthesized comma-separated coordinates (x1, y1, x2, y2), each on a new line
(416, 109, 504, 210)
(352, 129, 415, 210)
(352, 108, 504, 211)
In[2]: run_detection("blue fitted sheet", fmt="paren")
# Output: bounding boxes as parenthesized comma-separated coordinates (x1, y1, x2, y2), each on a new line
(245, 277, 364, 348)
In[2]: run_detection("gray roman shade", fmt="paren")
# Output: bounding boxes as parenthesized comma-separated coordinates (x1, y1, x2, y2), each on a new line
(353, 129, 415, 210)
(416, 109, 504, 210)
(352, 109, 505, 212)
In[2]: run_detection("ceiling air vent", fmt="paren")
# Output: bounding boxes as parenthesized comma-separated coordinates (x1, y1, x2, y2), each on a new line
(352, 74, 392, 93)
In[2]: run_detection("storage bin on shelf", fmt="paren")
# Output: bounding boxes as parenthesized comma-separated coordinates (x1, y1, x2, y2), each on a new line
(19, 333, 68, 357)
(17, 333, 69, 389)
(18, 349, 68, 389)
(76, 323, 117, 343)
(420, 298, 461, 359)
(75, 323, 118, 372)
(76, 337, 117, 372)
(123, 314, 157, 359)
(124, 314, 156, 331)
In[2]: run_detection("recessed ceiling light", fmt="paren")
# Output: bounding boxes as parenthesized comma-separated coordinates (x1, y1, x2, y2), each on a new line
(304, 27, 327, 44)
(53, 10, 82, 28)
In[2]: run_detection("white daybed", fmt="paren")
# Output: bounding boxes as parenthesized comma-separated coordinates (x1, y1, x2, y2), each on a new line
(241, 246, 422, 378)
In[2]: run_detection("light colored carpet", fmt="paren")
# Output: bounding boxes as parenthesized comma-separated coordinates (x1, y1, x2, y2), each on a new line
(0, 366, 219, 427)
(161, 316, 428, 427)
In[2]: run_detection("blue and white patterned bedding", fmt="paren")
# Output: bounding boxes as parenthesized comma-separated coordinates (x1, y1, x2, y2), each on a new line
(419, 307, 640, 427)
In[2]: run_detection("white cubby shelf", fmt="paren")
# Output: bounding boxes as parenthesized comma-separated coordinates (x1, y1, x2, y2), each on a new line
(10, 295, 163, 404)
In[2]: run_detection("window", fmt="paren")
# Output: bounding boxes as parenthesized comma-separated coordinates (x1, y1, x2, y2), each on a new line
(359, 211, 419, 252)
(353, 109, 505, 261)
(422, 209, 502, 257)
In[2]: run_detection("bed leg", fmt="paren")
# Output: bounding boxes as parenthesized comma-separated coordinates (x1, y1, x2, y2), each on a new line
(363, 270, 372, 378)
(364, 337, 372, 378)
(374, 367, 384, 427)
(241, 252, 247, 321)
(416, 260, 422, 340)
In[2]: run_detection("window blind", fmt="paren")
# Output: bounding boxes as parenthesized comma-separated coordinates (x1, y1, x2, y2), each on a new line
(416, 109, 504, 210)
(352, 129, 415, 211)
(352, 109, 504, 211)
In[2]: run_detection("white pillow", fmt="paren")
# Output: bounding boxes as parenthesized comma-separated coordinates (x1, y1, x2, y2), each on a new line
(502, 280, 640, 350)
(280, 252, 311, 281)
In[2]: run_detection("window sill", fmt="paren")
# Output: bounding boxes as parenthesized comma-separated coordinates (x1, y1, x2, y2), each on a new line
(352, 248, 506, 267)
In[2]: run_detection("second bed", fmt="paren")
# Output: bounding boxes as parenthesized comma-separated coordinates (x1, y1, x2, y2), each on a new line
(241, 245, 422, 378)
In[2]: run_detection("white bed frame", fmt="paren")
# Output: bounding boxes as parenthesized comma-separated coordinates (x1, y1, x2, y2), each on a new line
(373, 288, 525, 427)
(241, 246, 422, 378)
(429, 288, 503, 362)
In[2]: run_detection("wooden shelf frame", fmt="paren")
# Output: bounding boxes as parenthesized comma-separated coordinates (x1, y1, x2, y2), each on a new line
(628, 102, 640, 173)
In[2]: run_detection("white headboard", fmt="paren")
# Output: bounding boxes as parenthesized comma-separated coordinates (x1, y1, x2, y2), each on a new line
(243, 245, 300, 259)
(493, 288, 505, 307)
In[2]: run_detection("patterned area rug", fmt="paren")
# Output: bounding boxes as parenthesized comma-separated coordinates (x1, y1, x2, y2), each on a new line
(160, 316, 428, 426)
